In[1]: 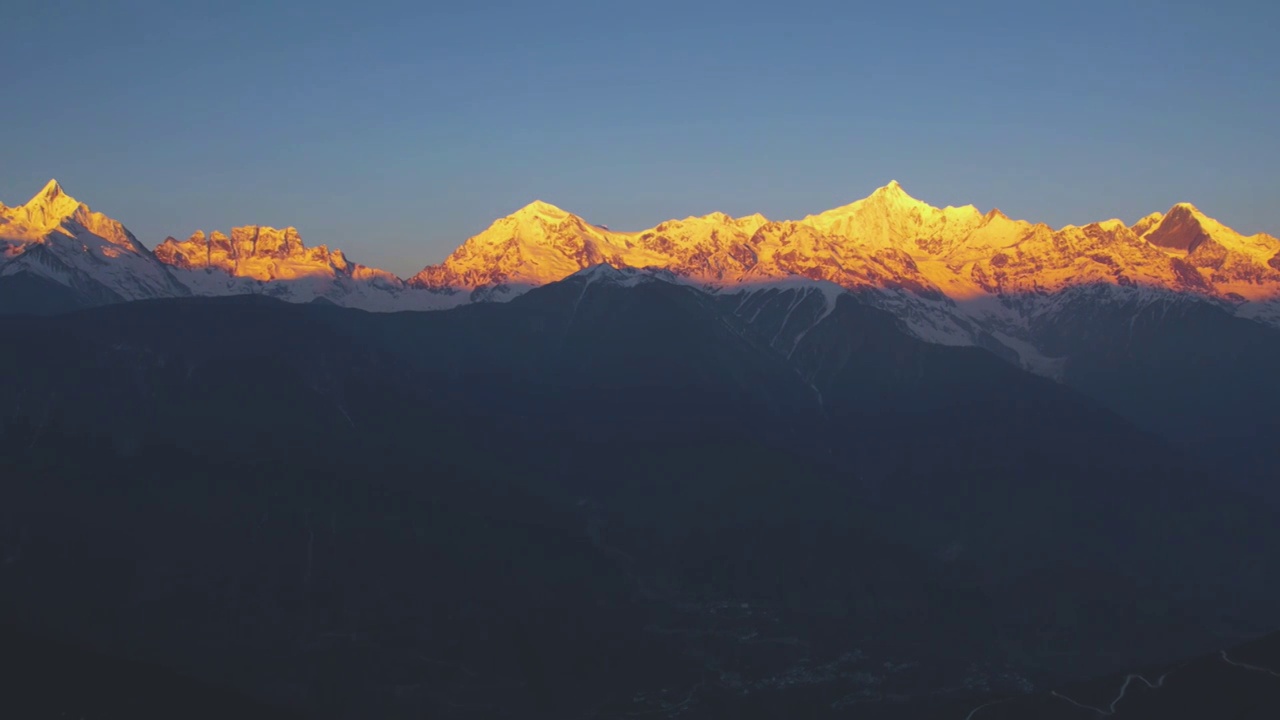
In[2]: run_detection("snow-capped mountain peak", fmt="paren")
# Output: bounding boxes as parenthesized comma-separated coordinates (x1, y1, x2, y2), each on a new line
(510, 199, 573, 222)
(9, 179, 84, 233)
(1145, 203, 1214, 251)
(871, 179, 909, 199)
(0, 180, 189, 303)
(810, 179, 938, 220)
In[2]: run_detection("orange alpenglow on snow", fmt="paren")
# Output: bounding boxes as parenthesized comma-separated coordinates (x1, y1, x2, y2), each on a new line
(0, 180, 193, 301)
(1, 179, 140, 250)
(155, 226, 400, 284)
(9, 178, 1275, 313)
(405, 181, 1280, 304)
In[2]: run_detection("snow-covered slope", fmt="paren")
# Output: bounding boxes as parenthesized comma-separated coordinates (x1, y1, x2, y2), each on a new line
(0, 180, 190, 303)
(155, 226, 465, 312)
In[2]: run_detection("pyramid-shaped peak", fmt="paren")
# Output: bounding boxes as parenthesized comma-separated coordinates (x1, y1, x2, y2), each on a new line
(511, 199, 572, 220)
(1145, 202, 1217, 251)
(26, 178, 77, 208)
(866, 179, 927, 205)
(18, 178, 84, 227)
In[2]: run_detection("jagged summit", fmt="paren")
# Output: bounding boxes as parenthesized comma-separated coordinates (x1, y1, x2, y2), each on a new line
(149, 223, 463, 312)
(158, 225, 349, 279)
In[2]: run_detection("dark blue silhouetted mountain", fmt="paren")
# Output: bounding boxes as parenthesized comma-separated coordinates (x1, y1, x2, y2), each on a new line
(0, 268, 1278, 718)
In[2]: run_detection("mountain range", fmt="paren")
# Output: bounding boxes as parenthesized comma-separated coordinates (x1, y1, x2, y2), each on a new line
(3, 179, 1279, 376)
(6, 176, 1279, 493)
(3, 179, 1280, 718)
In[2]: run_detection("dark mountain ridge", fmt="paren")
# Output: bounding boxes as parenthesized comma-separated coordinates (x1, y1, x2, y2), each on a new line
(1, 271, 1278, 718)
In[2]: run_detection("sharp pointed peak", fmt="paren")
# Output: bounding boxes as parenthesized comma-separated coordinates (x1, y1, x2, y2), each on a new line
(867, 179, 922, 200)
(15, 178, 84, 228)
(824, 179, 929, 211)
(864, 179, 925, 204)
(26, 178, 78, 208)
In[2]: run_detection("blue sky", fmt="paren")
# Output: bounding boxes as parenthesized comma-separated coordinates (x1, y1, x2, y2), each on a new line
(3, 0, 1276, 276)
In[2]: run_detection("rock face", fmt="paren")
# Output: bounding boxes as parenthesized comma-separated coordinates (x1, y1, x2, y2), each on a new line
(157, 226, 366, 281)
(154, 226, 462, 312)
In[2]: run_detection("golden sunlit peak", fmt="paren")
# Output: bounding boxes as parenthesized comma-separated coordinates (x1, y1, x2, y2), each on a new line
(511, 199, 571, 220)
(867, 179, 917, 201)
(1168, 201, 1204, 216)
(869, 180, 927, 203)
(11, 178, 85, 231)
(35, 178, 65, 196)
(27, 178, 77, 208)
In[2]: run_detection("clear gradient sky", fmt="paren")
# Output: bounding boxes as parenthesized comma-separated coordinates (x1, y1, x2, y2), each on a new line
(3, 0, 1276, 276)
